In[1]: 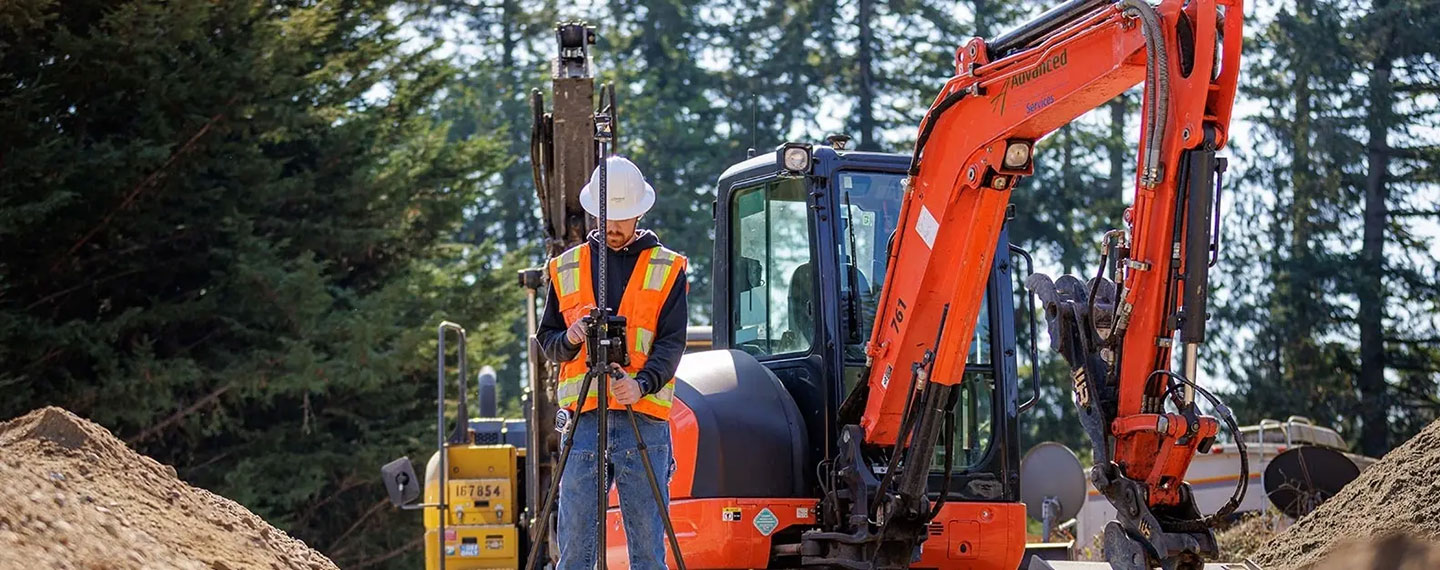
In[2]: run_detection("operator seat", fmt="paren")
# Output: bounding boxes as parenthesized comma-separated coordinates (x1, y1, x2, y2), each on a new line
(785, 262, 817, 350)
(786, 262, 873, 351)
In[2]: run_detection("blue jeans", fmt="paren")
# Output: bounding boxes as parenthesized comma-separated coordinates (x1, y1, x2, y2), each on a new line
(557, 409, 673, 570)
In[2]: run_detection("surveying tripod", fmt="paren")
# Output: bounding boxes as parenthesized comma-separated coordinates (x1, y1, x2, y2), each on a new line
(524, 100, 686, 570)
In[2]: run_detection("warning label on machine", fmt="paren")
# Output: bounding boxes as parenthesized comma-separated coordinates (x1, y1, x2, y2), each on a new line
(753, 508, 778, 536)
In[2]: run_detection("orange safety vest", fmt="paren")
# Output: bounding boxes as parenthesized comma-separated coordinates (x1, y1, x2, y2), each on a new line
(548, 242, 686, 420)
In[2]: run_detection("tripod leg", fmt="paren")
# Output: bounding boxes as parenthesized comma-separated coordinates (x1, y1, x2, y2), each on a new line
(523, 371, 598, 570)
(625, 405, 687, 570)
(596, 374, 609, 570)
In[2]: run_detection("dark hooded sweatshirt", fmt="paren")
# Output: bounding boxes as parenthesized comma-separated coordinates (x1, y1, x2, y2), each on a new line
(536, 229, 688, 396)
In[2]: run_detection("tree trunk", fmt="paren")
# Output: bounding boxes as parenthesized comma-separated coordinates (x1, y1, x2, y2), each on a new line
(501, 0, 515, 70)
(1358, 0, 1393, 457)
(1282, 0, 1320, 405)
(1108, 94, 1126, 203)
(972, 0, 992, 37)
(1060, 125, 1076, 274)
(856, 0, 878, 150)
(500, 0, 520, 246)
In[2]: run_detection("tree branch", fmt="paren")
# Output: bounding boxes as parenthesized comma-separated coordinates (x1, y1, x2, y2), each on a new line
(1395, 83, 1440, 93)
(126, 383, 232, 444)
(23, 268, 143, 311)
(22, 348, 64, 373)
(295, 475, 367, 528)
(180, 450, 234, 477)
(1386, 337, 1440, 344)
(326, 499, 389, 554)
(1386, 146, 1438, 161)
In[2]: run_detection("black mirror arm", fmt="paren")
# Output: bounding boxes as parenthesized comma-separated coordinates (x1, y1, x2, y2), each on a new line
(1010, 244, 1041, 413)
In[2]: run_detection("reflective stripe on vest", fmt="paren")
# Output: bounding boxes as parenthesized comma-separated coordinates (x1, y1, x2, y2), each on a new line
(556, 375, 674, 412)
(554, 248, 585, 297)
(556, 372, 587, 410)
(549, 243, 687, 420)
(642, 249, 680, 291)
(634, 327, 655, 355)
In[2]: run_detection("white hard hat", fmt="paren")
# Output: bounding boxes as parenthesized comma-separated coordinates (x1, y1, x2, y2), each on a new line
(579, 156, 655, 220)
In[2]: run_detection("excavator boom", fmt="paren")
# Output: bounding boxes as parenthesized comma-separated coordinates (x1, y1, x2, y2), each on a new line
(835, 0, 1246, 567)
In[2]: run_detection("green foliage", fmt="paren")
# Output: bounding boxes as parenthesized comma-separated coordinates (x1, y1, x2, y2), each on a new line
(0, 0, 521, 566)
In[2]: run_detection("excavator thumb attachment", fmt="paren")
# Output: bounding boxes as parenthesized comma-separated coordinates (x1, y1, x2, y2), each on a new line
(1093, 463, 1216, 570)
(1026, 273, 1218, 570)
(1024, 273, 1113, 466)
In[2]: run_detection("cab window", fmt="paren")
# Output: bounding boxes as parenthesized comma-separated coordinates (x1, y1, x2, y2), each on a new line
(935, 370, 994, 469)
(730, 178, 814, 356)
(834, 170, 995, 471)
(835, 171, 991, 367)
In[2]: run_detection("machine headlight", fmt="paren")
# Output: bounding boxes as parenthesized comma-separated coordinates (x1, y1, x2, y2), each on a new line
(779, 143, 812, 174)
(1003, 140, 1033, 169)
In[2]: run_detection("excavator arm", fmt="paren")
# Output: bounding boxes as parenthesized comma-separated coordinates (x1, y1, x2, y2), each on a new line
(820, 1, 1246, 568)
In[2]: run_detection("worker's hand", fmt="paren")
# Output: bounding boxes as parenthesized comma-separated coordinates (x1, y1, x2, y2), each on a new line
(564, 308, 593, 345)
(609, 363, 643, 406)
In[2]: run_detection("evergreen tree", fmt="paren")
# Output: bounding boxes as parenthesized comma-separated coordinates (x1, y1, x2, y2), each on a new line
(1210, 0, 1355, 435)
(0, 0, 520, 566)
(1216, 0, 1440, 454)
(592, 0, 735, 322)
(1350, 0, 1440, 454)
(420, 0, 562, 416)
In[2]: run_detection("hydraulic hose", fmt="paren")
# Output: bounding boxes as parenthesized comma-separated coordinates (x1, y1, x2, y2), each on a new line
(907, 91, 968, 177)
(1146, 370, 1249, 531)
(1120, 0, 1170, 186)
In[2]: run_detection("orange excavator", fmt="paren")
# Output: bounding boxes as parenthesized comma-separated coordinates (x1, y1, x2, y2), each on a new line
(824, 0, 1248, 567)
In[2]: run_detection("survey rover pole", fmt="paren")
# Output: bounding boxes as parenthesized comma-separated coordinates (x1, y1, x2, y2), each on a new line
(593, 111, 611, 570)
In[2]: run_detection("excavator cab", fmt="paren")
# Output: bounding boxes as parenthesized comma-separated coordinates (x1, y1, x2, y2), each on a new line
(696, 142, 1032, 567)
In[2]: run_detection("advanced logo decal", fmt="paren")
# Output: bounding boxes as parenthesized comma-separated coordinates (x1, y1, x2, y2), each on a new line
(990, 49, 1070, 116)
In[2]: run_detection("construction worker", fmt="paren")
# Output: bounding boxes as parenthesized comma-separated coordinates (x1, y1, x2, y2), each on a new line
(537, 156, 688, 570)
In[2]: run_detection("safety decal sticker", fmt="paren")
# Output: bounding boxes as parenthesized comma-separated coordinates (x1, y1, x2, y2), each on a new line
(916, 205, 939, 249)
(722, 507, 742, 522)
(796, 507, 810, 519)
(753, 507, 779, 536)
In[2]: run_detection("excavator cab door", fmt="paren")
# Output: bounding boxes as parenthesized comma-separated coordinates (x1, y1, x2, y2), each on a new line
(719, 174, 833, 490)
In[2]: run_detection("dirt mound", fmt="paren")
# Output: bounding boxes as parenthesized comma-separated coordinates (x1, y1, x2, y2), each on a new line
(1308, 534, 1440, 570)
(1253, 418, 1440, 569)
(0, 407, 337, 570)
